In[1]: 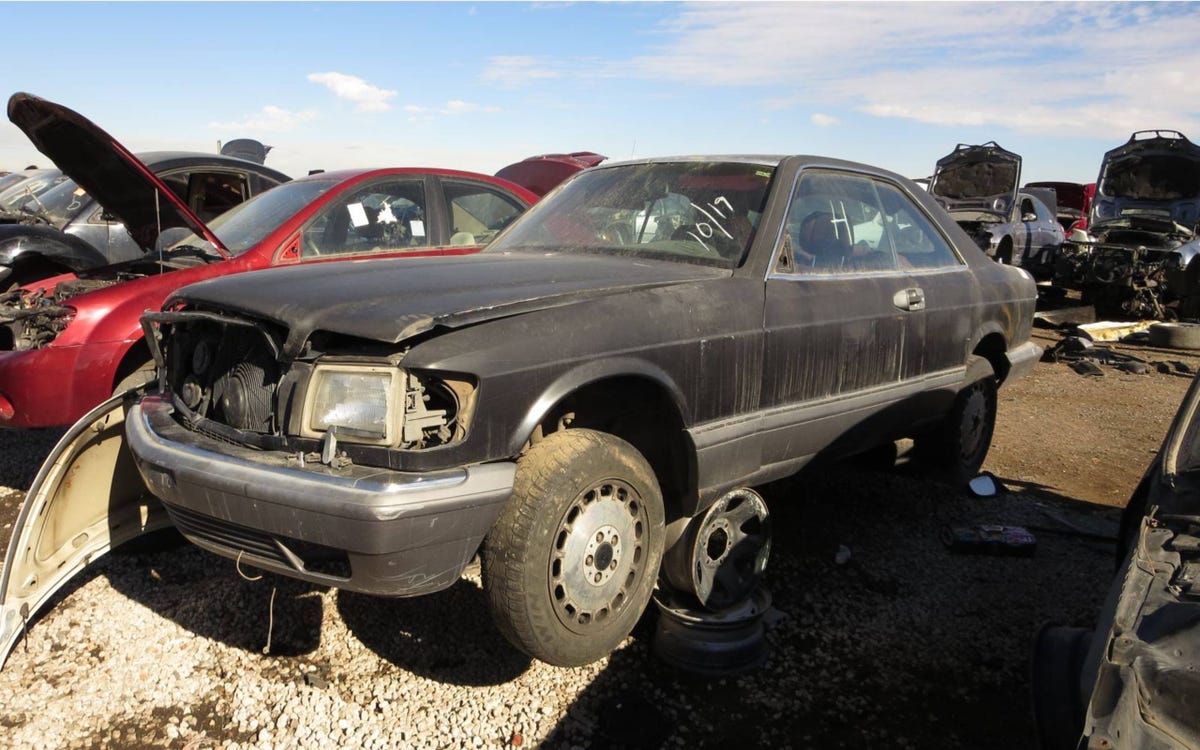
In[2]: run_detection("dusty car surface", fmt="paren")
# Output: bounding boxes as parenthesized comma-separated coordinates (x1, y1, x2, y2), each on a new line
(1034, 373, 1200, 750)
(1055, 130, 1200, 320)
(38, 153, 1041, 671)
(0, 94, 539, 430)
(0, 94, 290, 291)
(930, 142, 1065, 277)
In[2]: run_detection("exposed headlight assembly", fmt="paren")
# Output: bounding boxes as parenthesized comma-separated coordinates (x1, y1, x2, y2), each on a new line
(302, 364, 466, 449)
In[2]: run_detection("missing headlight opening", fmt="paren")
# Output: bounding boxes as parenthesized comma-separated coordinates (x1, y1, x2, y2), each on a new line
(0, 288, 76, 351)
(157, 310, 466, 451)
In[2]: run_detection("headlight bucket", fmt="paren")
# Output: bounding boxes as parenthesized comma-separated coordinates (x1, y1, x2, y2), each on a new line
(302, 365, 400, 444)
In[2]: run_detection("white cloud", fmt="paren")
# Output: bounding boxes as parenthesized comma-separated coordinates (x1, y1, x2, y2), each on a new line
(208, 106, 318, 133)
(307, 72, 397, 112)
(481, 56, 562, 88)
(811, 113, 838, 127)
(403, 100, 501, 120)
(509, 2, 1200, 140)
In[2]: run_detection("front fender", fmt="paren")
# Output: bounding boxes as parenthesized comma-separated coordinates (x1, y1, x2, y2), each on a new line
(509, 356, 690, 456)
(0, 391, 169, 670)
(0, 225, 109, 273)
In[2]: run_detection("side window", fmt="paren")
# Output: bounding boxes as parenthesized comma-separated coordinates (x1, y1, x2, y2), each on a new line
(185, 171, 251, 222)
(780, 171, 898, 275)
(443, 181, 525, 246)
(247, 173, 284, 197)
(302, 180, 427, 258)
(875, 182, 962, 269)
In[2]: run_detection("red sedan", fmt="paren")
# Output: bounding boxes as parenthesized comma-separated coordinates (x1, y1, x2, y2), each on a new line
(0, 97, 540, 429)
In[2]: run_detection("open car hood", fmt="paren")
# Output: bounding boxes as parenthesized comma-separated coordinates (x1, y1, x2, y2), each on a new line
(7, 93, 226, 256)
(1091, 130, 1200, 231)
(0, 393, 171, 669)
(930, 142, 1021, 218)
(495, 152, 607, 197)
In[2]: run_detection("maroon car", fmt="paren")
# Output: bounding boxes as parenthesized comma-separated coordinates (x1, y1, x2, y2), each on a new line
(0, 94, 540, 429)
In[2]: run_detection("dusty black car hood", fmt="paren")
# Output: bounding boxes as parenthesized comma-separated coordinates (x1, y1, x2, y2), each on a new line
(7, 92, 224, 255)
(930, 142, 1021, 219)
(170, 251, 730, 356)
(1092, 130, 1200, 230)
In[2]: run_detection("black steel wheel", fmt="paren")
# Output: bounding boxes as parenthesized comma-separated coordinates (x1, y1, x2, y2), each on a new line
(918, 355, 997, 483)
(482, 429, 664, 667)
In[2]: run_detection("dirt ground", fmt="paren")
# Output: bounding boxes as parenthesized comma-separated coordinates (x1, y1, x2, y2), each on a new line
(989, 325, 1199, 509)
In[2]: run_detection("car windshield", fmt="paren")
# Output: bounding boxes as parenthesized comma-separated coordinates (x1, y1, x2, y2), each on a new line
(485, 160, 775, 268)
(1, 170, 69, 214)
(16, 177, 92, 227)
(169, 178, 336, 257)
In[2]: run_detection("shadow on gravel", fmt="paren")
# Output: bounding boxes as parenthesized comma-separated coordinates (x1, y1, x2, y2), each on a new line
(542, 460, 1119, 749)
(336, 580, 532, 686)
(0, 427, 64, 491)
(104, 542, 328, 655)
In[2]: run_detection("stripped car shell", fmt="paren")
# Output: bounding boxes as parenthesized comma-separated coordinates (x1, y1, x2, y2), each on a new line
(1034, 373, 1200, 749)
(2, 155, 1040, 669)
(1056, 131, 1200, 319)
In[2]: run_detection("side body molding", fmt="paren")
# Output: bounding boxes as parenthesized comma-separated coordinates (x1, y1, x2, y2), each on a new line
(0, 393, 169, 669)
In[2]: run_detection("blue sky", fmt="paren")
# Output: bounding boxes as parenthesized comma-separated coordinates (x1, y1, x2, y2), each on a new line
(1, 1, 1197, 185)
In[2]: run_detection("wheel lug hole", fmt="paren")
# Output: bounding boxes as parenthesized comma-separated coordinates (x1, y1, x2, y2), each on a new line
(595, 532, 604, 543)
(586, 555, 593, 566)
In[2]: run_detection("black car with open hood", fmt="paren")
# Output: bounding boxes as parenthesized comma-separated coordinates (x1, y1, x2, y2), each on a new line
(0, 93, 289, 290)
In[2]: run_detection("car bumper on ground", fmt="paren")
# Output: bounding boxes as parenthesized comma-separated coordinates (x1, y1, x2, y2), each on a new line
(125, 394, 516, 597)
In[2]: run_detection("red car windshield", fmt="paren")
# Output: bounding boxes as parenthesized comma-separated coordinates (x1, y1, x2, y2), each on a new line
(485, 161, 775, 268)
(170, 178, 337, 257)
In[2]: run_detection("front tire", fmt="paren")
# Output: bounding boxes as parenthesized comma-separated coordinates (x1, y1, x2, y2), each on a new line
(482, 429, 665, 667)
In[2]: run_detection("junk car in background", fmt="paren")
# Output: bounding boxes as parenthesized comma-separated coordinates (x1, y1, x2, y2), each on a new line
(929, 142, 1064, 277)
(0, 95, 290, 292)
(1055, 130, 1200, 320)
(1026, 180, 1095, 235)
(0, 93, 542, 429)
(0, 153, 1044, 671)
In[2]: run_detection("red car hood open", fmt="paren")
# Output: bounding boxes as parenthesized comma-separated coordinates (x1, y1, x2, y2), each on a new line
(7, 92, 226, 257)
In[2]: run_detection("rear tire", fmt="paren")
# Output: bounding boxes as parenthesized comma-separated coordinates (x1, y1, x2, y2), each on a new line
(917, 356, 997, 483)
(482, 429, 665, 667)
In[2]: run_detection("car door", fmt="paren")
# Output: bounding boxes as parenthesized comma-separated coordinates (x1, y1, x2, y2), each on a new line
(760, 169, 913, 465)
(299, 178, 433, 258)
(875, 180, 978, 415)
(437, 178, 529, 247)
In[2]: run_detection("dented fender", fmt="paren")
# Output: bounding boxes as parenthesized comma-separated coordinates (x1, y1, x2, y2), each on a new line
(0, 392, 169, 670)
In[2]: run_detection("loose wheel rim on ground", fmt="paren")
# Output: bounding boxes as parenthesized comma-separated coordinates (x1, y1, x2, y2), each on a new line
(549, 477, 647, 635)
(690, 488, 771, 611)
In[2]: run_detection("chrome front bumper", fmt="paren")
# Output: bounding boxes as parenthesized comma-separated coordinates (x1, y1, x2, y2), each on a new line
(126, 394, 515, 596)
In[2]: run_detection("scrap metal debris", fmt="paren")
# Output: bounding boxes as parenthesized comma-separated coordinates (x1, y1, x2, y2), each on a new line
(1042, 330, 1193, 376)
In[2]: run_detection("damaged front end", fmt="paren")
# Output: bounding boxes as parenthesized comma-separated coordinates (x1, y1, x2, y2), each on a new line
(0, 276, 125, 350)
(0, 392, 171, 669)
(121, 307, 505, 598)
(1056, 130, 1200, 320)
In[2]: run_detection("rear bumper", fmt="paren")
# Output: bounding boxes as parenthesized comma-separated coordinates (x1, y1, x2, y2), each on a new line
(126, 394, 515, 596)
(1005, 340, 1042, 383)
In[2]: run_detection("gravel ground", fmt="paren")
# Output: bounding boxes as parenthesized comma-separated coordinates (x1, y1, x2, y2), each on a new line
(0, 336, 1181, 749)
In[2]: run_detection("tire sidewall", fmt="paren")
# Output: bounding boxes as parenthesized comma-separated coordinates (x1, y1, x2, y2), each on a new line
(487, 429, 665, 666)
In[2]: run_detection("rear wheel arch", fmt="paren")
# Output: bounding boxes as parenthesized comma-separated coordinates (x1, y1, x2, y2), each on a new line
(970, 330, 1010, 384)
